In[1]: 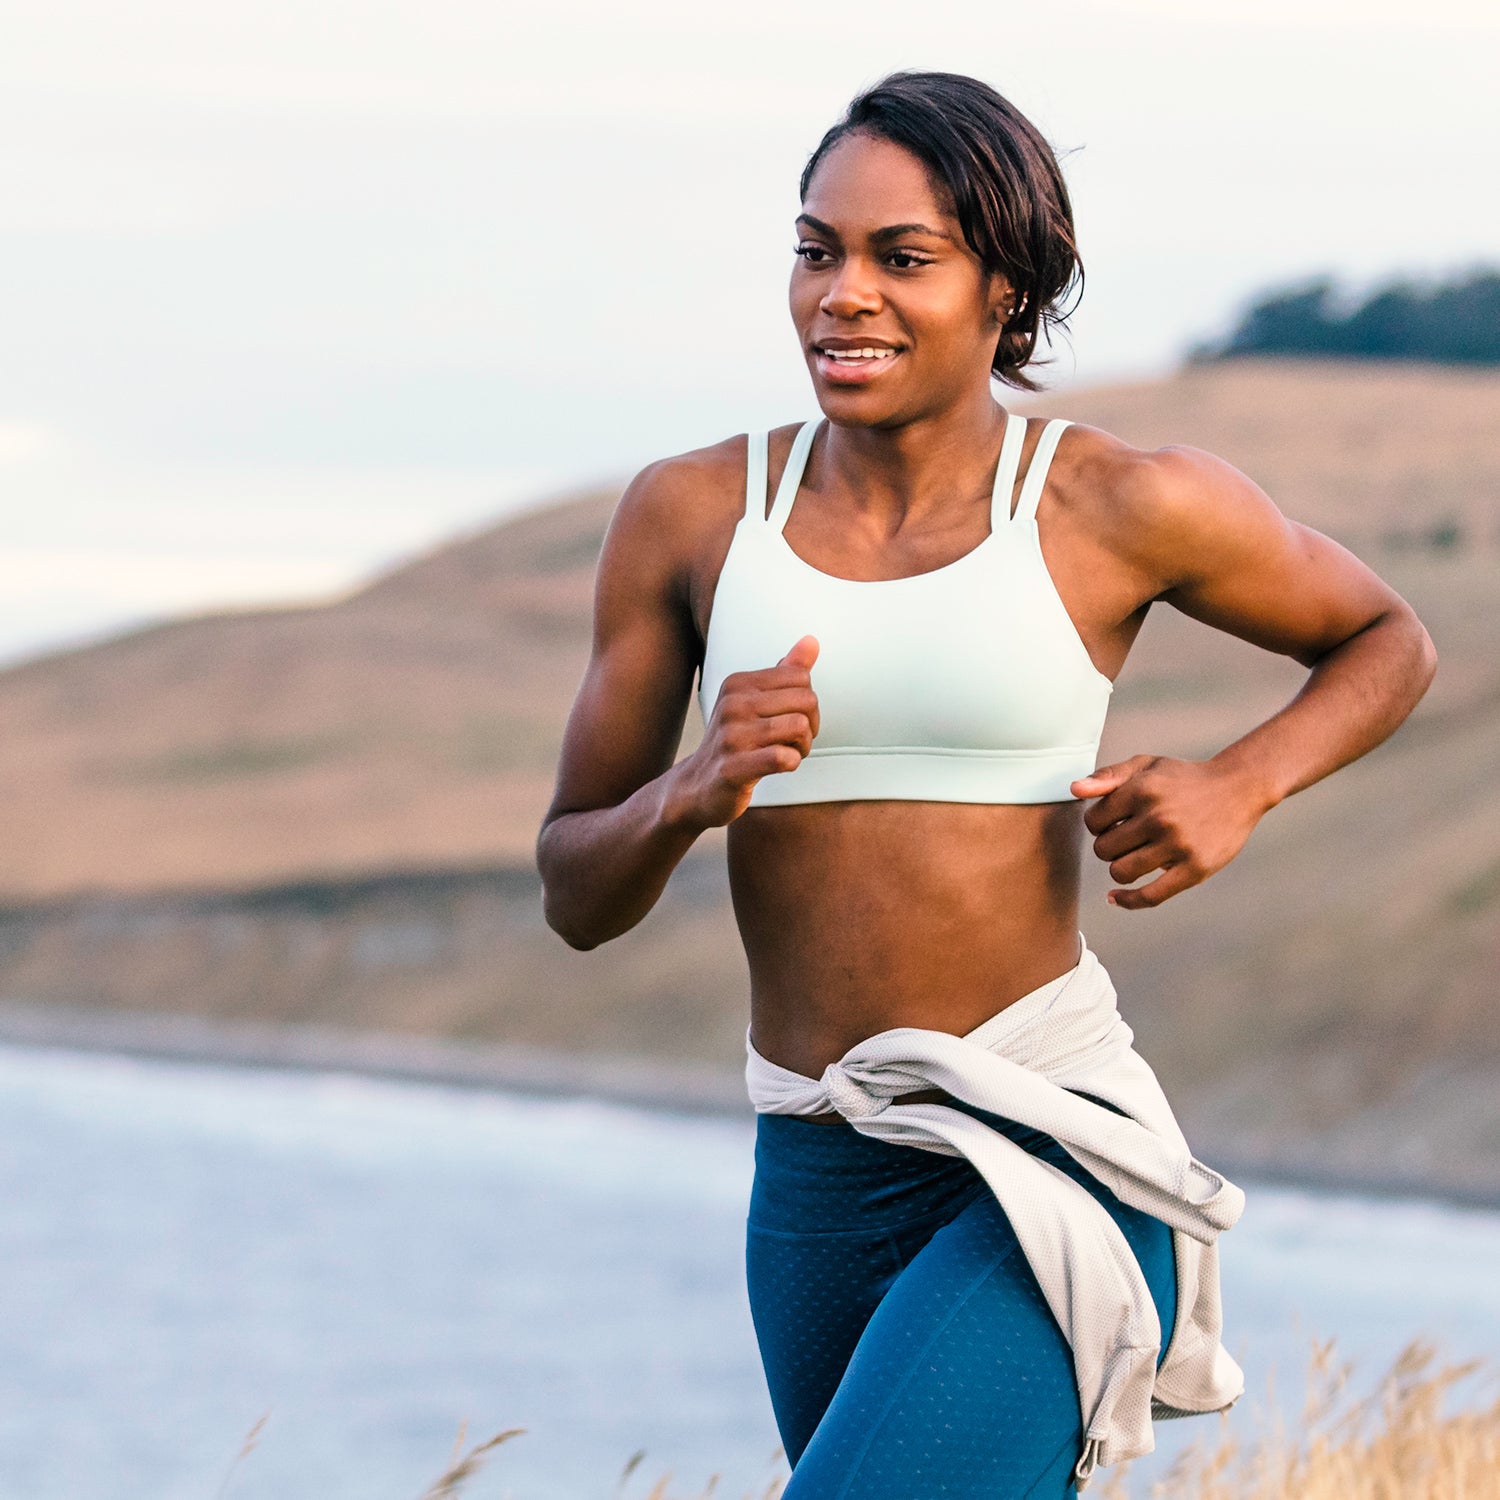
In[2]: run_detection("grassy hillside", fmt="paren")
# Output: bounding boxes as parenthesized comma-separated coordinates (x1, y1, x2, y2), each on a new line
(1, 355, 1497, 1196)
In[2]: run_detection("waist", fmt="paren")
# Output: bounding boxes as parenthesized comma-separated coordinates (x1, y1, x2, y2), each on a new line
(745, 930, 1099, 1122)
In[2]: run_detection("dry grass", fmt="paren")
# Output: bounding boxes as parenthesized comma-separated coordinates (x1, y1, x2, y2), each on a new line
(210, 1332, 1500, 1498)
(1094, 1335, 1500, 1499)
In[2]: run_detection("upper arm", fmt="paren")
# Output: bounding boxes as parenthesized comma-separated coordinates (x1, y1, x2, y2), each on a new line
(1121, 444, 1420, 669)
(539, 454, 713, 826)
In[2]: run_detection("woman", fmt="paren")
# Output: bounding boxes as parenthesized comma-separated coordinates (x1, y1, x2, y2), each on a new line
(535, 70, 1437, 1499)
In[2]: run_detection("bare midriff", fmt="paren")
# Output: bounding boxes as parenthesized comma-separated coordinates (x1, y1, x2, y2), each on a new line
(728, 797, 1088, 1124)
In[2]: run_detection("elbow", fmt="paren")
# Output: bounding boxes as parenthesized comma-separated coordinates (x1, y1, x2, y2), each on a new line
(536, 859, 605, 951)
(1399, 603, 1439, 697)
(535, 825, 600, 950)
(1417, 620, 1439, 689)
(543, 892, 603, 952)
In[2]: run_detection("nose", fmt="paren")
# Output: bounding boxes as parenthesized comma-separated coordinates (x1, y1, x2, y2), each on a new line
(819, 255, 883, 320)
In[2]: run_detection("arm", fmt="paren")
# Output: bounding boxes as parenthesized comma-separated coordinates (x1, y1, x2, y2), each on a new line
(1069, 443, 1438, 910)
(535, 452, 821, 949)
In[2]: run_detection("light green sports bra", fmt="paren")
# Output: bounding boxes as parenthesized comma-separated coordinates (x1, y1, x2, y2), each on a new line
(696, 411, 1115, 806)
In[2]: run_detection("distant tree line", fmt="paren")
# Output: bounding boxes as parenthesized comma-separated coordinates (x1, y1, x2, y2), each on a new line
(1188, 267, 1500, 365)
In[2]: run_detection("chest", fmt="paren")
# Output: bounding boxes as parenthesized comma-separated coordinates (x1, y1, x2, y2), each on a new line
(696, 519, 1116, 755)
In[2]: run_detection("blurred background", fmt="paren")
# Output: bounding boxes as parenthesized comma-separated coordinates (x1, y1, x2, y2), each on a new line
(1, 1, 1497, 1497)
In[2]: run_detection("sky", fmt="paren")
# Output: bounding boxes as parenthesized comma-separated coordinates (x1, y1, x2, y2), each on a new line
(2, 0, 1496, 666)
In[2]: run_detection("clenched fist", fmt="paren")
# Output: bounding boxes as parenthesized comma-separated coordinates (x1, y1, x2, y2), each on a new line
(1071, 753, 1269, 909)
(673, 635, 821, 827)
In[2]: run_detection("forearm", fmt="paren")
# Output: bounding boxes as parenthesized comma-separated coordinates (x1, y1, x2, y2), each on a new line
(1207, 604, 1438, 813)
(536, 759, 708, 950)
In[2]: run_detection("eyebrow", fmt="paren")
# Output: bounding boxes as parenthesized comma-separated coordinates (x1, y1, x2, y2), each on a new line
(795, 213, 955, 244)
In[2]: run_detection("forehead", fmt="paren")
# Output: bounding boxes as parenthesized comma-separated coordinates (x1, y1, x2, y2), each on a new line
(801, 132, 959, 234)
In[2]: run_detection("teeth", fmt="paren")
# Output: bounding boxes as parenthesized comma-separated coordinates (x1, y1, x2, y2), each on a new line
(823, 347, 896, 360)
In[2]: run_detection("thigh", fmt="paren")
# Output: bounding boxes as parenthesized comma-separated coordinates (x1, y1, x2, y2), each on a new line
(779, 1188, 1085, 1500)
(745, 1216, 905, 1469)
(780, 1166, 1179, 1500)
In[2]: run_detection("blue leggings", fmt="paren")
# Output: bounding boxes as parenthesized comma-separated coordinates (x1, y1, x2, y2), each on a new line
(745, 1094, 1178, 1500)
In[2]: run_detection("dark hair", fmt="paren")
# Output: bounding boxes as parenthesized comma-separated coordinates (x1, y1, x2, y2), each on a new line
(799, 70, 1084, 392)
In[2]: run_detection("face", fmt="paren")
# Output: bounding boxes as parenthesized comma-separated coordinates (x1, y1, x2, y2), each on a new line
(790, 130, 1013, 425)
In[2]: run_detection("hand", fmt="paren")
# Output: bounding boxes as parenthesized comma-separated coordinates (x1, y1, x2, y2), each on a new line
(671, 636, 821, 828)
(1069, 754, 1266, 909)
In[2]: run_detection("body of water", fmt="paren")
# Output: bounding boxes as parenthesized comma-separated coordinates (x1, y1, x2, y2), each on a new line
(1, 1043, 1497, 1499)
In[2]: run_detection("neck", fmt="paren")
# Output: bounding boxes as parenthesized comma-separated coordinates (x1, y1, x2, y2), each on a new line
(816, 390, 1019, 527)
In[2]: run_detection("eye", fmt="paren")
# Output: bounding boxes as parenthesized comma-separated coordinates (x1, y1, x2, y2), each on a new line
(888, 250, 933, 270)
(793, 242, 831, 264)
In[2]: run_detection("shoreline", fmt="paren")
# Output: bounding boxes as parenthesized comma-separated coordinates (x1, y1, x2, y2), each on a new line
(3, 998, 1497, 1216)
(0, 998, 751, 1119)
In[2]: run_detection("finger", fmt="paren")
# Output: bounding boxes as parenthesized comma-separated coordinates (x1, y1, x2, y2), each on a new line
(1103, 839, 1177, 886)
(1072, 754, 1154, 795)
(1107, 861, 1196, 910)
(727, 744, 803, 782)
(1092, 815, 1162, 862)
(747, 686, 820, 725)
(754, 712, 814, 757)
(777, 634, 820, 672)
(1081, 781, 1143, 837)
(1070, 761, 1134, 799)
(733, 662, 818, 694)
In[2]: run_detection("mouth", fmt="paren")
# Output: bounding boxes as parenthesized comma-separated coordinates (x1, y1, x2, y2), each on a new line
(811, 343, 905, 385)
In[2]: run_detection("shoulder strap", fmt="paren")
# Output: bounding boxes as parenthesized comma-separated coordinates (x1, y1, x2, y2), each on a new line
(1012, 418, 1072, 526)
(989, 410, 1029, 527)
(745, 430, 769, 521)
(766, 420, 819, 532)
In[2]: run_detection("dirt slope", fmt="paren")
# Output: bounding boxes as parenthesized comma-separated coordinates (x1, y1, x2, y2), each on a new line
(1, 356, 1497, 1195)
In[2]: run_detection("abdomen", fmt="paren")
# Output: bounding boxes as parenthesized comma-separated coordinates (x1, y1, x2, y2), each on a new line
(728, 799, 1089, 1077)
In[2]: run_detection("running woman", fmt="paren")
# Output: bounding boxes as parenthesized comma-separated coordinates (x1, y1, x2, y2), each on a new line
(535, 69, 1437, 1499)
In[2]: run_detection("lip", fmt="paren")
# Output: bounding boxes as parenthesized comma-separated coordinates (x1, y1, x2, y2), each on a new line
(810, 342, 905, 386)
(812, 336, 903, 351)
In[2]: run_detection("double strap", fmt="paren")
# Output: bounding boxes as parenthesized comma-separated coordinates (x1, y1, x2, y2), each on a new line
(742, 423, 817, 530)
(996, 413, 1074, 527)
(745, 413, 1073, 531)
(765, 420, 819, 532)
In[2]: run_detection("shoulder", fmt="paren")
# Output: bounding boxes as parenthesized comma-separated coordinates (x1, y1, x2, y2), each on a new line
(596, 428, 755, 582)
(600, 422, 812, 549)
(593, 424, 805, 622)
(1052, 418, 1293, 595)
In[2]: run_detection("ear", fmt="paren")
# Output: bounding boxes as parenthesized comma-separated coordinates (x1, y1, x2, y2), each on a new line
(988, 273, 1017, 328)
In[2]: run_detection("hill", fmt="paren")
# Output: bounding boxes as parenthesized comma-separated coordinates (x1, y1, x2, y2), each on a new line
(1, 356, 1498, 1201)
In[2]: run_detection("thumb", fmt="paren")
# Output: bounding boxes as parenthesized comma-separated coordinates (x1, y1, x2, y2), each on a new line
(1070, 760, 1134, 798)
(778, 634, 820, 671)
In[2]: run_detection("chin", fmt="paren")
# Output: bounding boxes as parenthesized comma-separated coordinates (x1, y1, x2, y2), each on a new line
(811, 382, 906, 423)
